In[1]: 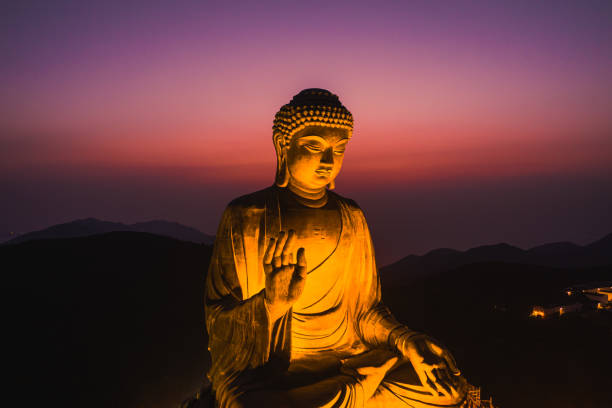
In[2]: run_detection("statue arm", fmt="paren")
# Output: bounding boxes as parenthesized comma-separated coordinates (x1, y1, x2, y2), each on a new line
(357, 302, 423, 350)
(205, 205, 291, 386)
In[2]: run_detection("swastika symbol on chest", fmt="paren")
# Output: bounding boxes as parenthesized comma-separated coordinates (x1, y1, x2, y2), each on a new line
(312, 225, 327, 240)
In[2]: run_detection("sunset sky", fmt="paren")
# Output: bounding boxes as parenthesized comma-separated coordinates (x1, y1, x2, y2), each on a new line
(2, 0, 611, 264)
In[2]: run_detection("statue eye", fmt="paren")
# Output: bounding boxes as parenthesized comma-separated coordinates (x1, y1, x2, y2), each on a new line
(305, 144, 322, 152)
(334, 149, 345, 155)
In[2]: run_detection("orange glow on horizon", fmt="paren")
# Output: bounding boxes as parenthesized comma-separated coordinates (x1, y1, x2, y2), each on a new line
(4, 121, 610, 189)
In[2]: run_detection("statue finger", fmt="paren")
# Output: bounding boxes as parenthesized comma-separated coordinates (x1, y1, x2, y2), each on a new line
(415, 366, 437, 396)
(292, 257, 306, 281)
(437, 368, 459, 399)
(441, 349, 460, 376)
(281, 230, 297, 261)
(286, 264, 295, 276)
(281, 253, 290, 266)
(431, 369, 452, 399)
(272, 255, 282, 269)
(424, 372, 441, 397)
(263, 237, 276, 265)
(296, 247, 307, 271)
(273, 231, 287, 259)
(441, 369, 460, 399)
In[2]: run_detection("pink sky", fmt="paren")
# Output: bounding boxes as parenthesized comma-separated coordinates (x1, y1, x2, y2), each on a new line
(1, 0, 611, 263)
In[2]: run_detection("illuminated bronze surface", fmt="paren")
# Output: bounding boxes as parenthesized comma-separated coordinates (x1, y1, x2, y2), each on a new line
(204, 89, 467, 407)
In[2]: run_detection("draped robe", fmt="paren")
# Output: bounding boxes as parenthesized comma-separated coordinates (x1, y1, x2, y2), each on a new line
(204, 186, 466, 408)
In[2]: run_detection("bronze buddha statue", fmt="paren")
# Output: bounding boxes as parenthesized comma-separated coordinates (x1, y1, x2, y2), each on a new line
(202, 89, 467, 407)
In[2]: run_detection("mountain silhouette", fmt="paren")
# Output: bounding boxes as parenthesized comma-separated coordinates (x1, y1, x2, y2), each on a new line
(380, 260, 612, 408)
(381, 233, 612, 281)
(3, 231, 212, 408)
(3, 231, 611, 407)
(3, 217, 215, 245)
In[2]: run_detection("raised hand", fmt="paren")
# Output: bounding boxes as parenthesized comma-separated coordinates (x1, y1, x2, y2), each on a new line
(263, 230, 307, 322)
(397, 335, 462, 400)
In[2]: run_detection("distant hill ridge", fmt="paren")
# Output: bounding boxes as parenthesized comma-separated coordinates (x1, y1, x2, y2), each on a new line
(5, 219, 611, 277)
(381, 233, 612, 280)
(3, 218, 215, 245)
(2, 224, 610, 407)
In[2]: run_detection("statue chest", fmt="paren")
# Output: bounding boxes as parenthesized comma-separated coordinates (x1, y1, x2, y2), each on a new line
(279, 205, 342, 271)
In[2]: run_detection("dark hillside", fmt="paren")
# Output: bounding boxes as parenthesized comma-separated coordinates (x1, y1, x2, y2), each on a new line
(3, 231, 611, 407)
(381, 262, 612, 408)
(3, 218, 215, 245)
(381, 232, 612, 280)
(3, 232, 213, 407)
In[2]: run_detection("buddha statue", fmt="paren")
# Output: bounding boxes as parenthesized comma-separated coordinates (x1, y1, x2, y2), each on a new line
(200, 89, 467, 407)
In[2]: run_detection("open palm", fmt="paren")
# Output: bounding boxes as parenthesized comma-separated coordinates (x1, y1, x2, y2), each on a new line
(263, 230, 307, 322)
(397, 334, 462, 400)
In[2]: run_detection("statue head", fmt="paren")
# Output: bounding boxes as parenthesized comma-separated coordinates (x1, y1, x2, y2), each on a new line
(273, 89, 353, 192)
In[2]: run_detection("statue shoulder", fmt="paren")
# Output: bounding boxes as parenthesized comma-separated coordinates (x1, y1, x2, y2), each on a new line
(225, 185, 277, 213)
(329, 191, 364, 215)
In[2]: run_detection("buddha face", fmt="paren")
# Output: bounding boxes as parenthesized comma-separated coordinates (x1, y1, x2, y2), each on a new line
(285, 126, 350, 191)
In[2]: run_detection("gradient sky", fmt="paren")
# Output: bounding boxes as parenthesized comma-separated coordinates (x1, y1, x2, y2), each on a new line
(2, 0, 611, 264)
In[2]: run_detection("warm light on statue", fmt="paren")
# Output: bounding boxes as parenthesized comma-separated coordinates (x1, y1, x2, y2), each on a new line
(200, 89, 468, 407)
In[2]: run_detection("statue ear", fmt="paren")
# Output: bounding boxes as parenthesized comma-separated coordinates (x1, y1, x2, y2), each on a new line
(327, 179, 335, 190)
(274, 137, 290, 187)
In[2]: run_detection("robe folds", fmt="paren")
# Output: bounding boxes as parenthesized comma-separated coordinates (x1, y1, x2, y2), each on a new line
(204, 186, 466, 408)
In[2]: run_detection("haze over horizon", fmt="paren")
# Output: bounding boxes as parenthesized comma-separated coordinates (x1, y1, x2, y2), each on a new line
(2, 0, 611, 264)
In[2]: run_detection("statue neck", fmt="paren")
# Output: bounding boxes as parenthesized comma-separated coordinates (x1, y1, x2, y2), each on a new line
(288, 181, 326, 200)
(287, 181, 328, 208)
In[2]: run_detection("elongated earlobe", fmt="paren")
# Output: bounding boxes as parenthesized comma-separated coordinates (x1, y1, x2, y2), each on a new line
(275, 153, 290, 187)
(273, 135, 290, 187)
(327, 179, 335, 190)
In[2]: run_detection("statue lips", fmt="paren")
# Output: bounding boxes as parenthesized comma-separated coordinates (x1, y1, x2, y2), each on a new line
(315, 168, 332, 178)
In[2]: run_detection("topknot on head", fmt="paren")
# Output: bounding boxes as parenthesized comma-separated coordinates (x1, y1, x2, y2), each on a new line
(273, 88, 353, 148)
(289, 88, 342, 107)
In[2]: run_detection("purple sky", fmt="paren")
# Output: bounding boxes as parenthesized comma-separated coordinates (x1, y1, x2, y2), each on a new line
(1, 0, 611, 264)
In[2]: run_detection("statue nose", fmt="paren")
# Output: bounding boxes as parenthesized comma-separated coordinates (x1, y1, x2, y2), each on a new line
(321, 148, 334, 164)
